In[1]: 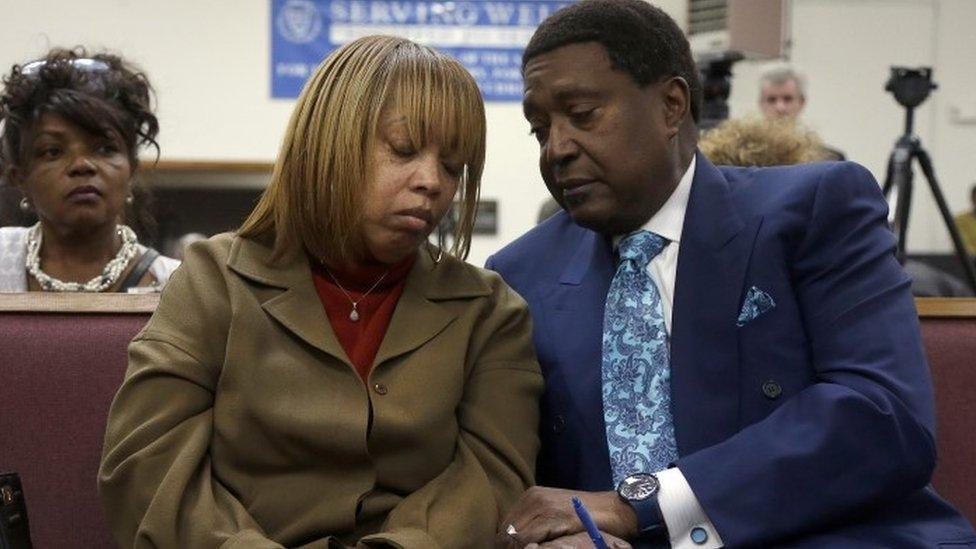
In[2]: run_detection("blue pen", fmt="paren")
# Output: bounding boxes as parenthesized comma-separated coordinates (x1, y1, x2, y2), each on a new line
(572, 496, 609, 549)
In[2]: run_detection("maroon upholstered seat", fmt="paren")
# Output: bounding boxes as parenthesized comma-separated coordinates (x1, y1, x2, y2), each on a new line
(0, 294, 155, 549)
(919, 299, 976, 527)
(1, 294, 972, 546)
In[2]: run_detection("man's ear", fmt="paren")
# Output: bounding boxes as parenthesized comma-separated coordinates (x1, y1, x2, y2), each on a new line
(661, 76, 691, 137)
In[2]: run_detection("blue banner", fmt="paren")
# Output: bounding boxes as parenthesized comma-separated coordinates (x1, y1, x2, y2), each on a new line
(271, 0, 573, 100)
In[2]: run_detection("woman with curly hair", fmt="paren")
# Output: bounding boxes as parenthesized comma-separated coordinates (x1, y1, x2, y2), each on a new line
(0, 48, 178, 292)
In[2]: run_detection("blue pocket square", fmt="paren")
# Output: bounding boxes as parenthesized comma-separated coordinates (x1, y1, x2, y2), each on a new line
(737, 286, 776, 327)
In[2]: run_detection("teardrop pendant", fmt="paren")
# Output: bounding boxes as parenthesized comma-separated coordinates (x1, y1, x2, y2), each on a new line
(349, 306, 360, 322)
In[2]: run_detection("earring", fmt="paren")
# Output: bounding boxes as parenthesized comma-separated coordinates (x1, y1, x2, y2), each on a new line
(427, 240, 444, 265)
(125, 194, 134, 205)
(19, 197, 31, 212)
(436, 222, 449, 264)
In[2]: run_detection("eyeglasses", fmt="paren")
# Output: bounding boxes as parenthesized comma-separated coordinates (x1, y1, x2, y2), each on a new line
(20, 58, 110, 76)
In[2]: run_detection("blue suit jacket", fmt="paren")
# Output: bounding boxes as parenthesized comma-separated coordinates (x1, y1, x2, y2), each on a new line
(487, 155, 976, 547)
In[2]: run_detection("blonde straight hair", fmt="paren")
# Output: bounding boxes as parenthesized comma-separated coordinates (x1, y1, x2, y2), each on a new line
(239, 35, 486, 263)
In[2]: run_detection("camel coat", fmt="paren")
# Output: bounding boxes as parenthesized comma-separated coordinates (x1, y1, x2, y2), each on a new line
(98, 233, 543, 548)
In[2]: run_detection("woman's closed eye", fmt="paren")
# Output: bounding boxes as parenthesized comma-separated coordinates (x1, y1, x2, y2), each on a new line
(390, 141, 417, 159)
(442, 161, 464, 179)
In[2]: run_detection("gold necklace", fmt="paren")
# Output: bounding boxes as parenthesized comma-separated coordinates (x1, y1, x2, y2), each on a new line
(321, 265, 390, 322)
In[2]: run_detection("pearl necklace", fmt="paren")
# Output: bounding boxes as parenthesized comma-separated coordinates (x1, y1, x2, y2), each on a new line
(25, 222, 140, 292)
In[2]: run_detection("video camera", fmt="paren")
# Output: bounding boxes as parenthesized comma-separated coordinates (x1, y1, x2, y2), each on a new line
(885, 67, 937, 109)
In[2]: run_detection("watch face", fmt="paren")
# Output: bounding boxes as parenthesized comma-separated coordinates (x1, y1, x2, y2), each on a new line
(618, 473, 660, 501)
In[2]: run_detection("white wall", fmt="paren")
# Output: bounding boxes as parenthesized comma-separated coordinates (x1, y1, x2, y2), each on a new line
(729, 0, 976, 254)
(4, 0, 556, 266)
(2, 1, 291, 160)
(4, 0, 974, 264)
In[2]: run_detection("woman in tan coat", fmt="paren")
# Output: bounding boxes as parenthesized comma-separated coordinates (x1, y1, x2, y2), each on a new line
(98, 36, 543, 548)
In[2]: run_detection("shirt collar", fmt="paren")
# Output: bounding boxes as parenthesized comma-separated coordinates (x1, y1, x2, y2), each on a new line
(614, 154, 696, 247)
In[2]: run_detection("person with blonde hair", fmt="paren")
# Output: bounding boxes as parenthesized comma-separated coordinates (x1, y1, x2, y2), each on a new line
(99, 35, 542, 548)
(699, 115, 831, 167)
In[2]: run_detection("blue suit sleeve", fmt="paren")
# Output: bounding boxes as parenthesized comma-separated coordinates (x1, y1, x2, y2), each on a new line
(677, 162, 936, 546)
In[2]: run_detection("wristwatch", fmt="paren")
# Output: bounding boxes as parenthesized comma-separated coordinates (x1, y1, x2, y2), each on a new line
(617, 473, 668, 538)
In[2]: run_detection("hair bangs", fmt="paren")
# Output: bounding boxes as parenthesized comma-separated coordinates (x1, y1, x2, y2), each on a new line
(383, 46, 486, 259)
(385, 49, 485, 176)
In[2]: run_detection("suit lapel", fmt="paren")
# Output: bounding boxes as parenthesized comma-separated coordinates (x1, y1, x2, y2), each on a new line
(670, 154, 762, 455)
(558, 229, 613, 287)
(542, 229, 616, 486)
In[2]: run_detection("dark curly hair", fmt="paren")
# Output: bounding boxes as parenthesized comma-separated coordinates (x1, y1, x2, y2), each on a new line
(0, 47, 160, 238)
(523, 0, 702, 123)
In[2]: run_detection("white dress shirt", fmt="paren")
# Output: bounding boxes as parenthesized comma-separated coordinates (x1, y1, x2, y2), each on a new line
(612, 156, 724, 549)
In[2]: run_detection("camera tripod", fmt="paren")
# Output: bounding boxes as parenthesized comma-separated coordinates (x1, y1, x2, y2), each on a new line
(881, 67, 976, 294)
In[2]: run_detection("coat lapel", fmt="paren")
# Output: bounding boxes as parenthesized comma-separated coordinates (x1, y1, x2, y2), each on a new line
(670, 154, 762, 456)
(226, 236, 349, 364)
(227, 238, 493, 372)
(373, 251, 490, 367)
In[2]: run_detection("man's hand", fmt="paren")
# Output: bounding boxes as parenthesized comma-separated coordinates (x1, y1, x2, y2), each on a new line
(496, 486, 637, 548)
(525, 531, 633, 549)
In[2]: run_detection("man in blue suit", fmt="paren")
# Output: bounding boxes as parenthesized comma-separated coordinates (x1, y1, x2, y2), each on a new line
(487, 1, 976, 547)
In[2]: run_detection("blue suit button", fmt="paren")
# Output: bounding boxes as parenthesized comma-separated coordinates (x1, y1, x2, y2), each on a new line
(690, 526, 708, 545)
(552, 415, 566, 434)
(762, 379, 782, 399)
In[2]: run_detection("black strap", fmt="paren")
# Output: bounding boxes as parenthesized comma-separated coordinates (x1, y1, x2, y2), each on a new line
(119, 248, 160, 292)
(0, 472, 34, 549)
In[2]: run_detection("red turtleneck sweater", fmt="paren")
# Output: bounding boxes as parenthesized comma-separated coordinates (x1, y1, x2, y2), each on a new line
(310, 254, 415, 382)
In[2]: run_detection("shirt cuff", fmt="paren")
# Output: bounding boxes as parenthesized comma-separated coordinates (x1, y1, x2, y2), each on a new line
(657, 467, 724, 549)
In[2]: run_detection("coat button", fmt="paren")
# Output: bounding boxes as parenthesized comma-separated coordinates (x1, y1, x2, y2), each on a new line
(762, 379, 782, 400)
(552, 415, 566, 434)
(373, 383, 388, 395)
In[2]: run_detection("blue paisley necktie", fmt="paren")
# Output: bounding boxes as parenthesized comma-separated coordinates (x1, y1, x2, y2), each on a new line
(602, 230, 678, 486)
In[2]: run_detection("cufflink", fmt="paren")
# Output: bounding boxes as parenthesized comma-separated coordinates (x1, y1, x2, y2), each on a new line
(690, 526, 709, 545)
